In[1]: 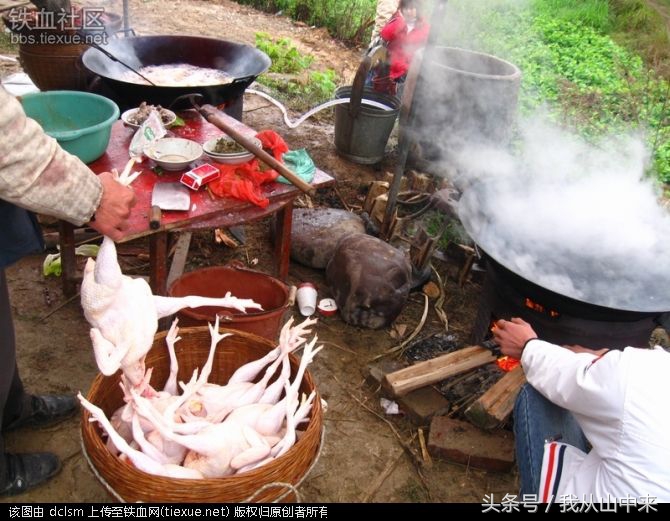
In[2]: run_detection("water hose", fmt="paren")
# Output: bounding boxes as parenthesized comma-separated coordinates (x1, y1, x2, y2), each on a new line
(246, 88, 394, 129)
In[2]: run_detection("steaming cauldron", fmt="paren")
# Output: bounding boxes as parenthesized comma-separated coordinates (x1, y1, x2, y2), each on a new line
(458, 180, 670, 315)
(81, 35, 271, 116)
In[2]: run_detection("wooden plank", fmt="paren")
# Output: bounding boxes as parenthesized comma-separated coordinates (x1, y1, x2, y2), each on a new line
(465, 365, 526, 430)
(166, 232, 192, 289)
(149, 231, 168, 296)
(383, 345, 497, 397)
(59, 221, 78, 297)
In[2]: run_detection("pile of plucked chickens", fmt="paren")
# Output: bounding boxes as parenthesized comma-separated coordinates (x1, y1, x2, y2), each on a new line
(76, 169, 322, 478)
(79, 315, 321, 479)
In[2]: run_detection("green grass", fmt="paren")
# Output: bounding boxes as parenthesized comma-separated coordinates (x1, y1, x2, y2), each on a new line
(535, 0, 612, 32)
(443, 0, 670, 185)
(532, 0, 670, 77)
(254, 32, 337, 110)
(234, 0, 376, 44)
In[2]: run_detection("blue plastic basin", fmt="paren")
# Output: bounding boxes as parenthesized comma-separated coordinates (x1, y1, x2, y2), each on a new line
(20, 91, 119, 164)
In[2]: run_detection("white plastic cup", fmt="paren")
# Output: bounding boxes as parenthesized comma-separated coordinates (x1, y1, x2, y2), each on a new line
(296, 282, 318, 316)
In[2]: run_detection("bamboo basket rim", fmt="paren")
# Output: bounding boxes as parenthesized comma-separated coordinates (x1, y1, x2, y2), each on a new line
(79, 428, 325, 503)
(80, 325, 324, 503)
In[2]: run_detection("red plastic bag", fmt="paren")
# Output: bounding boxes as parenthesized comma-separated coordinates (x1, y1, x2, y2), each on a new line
(208, 161, 279, 208)
(207, 130, 287, 208)
(208, 164, 268, 208)
(256, 130, 289, 160)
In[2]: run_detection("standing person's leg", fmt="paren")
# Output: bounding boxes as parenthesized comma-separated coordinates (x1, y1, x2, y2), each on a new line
(513, 383, 588, 496)
(0, 269, 30, 478)
(0, 268, 64, 496)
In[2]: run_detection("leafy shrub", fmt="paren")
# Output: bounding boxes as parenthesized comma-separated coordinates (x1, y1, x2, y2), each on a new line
(236, 0, 376, 44)
(447, 0, 670, 185)
(255, 32, 313, 73)
(254, 32, 337, 110)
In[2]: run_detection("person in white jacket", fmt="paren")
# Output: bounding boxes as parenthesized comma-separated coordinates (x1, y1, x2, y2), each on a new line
(493, 317, 670, 503)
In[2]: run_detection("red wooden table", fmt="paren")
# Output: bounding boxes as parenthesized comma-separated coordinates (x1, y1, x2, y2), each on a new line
(59, 110, 335, 296)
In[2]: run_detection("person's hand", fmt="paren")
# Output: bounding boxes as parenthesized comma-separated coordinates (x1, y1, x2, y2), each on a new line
(88, 171, 136, 241)
(492, 317, 538, 359)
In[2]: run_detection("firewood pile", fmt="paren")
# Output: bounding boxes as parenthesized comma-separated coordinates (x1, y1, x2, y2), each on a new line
(383, 332, 525, 431)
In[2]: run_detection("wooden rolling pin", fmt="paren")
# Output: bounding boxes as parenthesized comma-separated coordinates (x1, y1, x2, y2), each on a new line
(197, 103, 316, 197)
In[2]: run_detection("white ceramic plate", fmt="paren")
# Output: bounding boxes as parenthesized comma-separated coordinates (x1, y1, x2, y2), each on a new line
(202, 135, 262, 165)
(121, 107, 177, 129)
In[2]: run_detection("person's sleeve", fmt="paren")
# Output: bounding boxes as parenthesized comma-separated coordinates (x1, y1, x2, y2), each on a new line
(521, 339, 626, 420)
(380, 15, 407, 42)
(0, 87, 102, 225)
(371, 0, 400, 43)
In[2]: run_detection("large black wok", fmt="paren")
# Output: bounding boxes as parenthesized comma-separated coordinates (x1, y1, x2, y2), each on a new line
(458, 181, 670, 315)
(81, 35, 271, 112)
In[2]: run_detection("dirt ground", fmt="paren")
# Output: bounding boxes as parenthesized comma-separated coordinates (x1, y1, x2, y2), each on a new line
(0, 0, 519, 503)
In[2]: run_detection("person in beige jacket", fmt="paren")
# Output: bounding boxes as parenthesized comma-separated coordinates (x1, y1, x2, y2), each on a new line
(370, 0, 400, 46)
(0, 86, 135, 496)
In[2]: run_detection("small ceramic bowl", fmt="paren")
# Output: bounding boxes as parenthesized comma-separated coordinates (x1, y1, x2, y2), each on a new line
(121, 106, 177, 129)
(143, 138, 203, 171)
(202, 135, 262, 165)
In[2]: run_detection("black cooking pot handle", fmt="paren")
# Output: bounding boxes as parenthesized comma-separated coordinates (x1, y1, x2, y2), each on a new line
(232, 75, 255, 86)
(657, 313, 670, 331)
(86, 74, 103, 94)
(74, 55, 102, 93)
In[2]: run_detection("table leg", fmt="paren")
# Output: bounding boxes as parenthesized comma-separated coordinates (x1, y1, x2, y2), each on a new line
(59, 221, 78, 297)
(150, 231, 168, 296)
(274, 204, 294, 280)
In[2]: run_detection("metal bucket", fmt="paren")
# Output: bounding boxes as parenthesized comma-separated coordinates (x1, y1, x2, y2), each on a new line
(408, 46, 521, 164)
(334, 86, 400, 164)
(167, 265, 290, 341)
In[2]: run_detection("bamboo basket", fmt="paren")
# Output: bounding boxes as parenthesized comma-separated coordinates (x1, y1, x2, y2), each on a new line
(18, 42, 90, 91)
(81, 326, 323, 503)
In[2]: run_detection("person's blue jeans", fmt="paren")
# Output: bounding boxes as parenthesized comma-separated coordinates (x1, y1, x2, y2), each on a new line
(513, 384, 589, 496)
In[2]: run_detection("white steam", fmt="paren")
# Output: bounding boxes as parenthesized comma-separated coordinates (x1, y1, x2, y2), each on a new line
(457, 115, 670, 312)
(407, 1, 670, 312)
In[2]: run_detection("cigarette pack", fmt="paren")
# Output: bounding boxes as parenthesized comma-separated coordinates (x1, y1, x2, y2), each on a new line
(180, 164, 220, 190)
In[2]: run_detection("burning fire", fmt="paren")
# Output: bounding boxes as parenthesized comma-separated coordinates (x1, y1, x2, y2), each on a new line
(496, 356, 520, 372)
(524, 297, 560, 318)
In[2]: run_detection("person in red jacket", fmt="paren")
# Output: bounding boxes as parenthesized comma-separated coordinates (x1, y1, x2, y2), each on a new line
(377, 0, 430, 96)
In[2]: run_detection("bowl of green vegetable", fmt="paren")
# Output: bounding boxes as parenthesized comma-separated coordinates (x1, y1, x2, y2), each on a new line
(202, 135, 262, 165)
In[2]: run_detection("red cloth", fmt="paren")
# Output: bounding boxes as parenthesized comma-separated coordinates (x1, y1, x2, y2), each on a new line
(380, 12, 430, 80)
(208, 160, 279, 208)
(207, 130, 287, 208)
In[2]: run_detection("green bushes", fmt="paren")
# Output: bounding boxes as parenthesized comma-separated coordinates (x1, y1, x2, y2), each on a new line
(236, 0, 376, 43)
(448, 0, 670, 184)
(255, 32, 313, 73)
(254, 33, 337, 110)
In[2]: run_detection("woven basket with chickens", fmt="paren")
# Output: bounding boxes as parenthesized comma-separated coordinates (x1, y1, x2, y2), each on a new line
(77, 169, 323, 502)
(81, 321, 323, 503)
